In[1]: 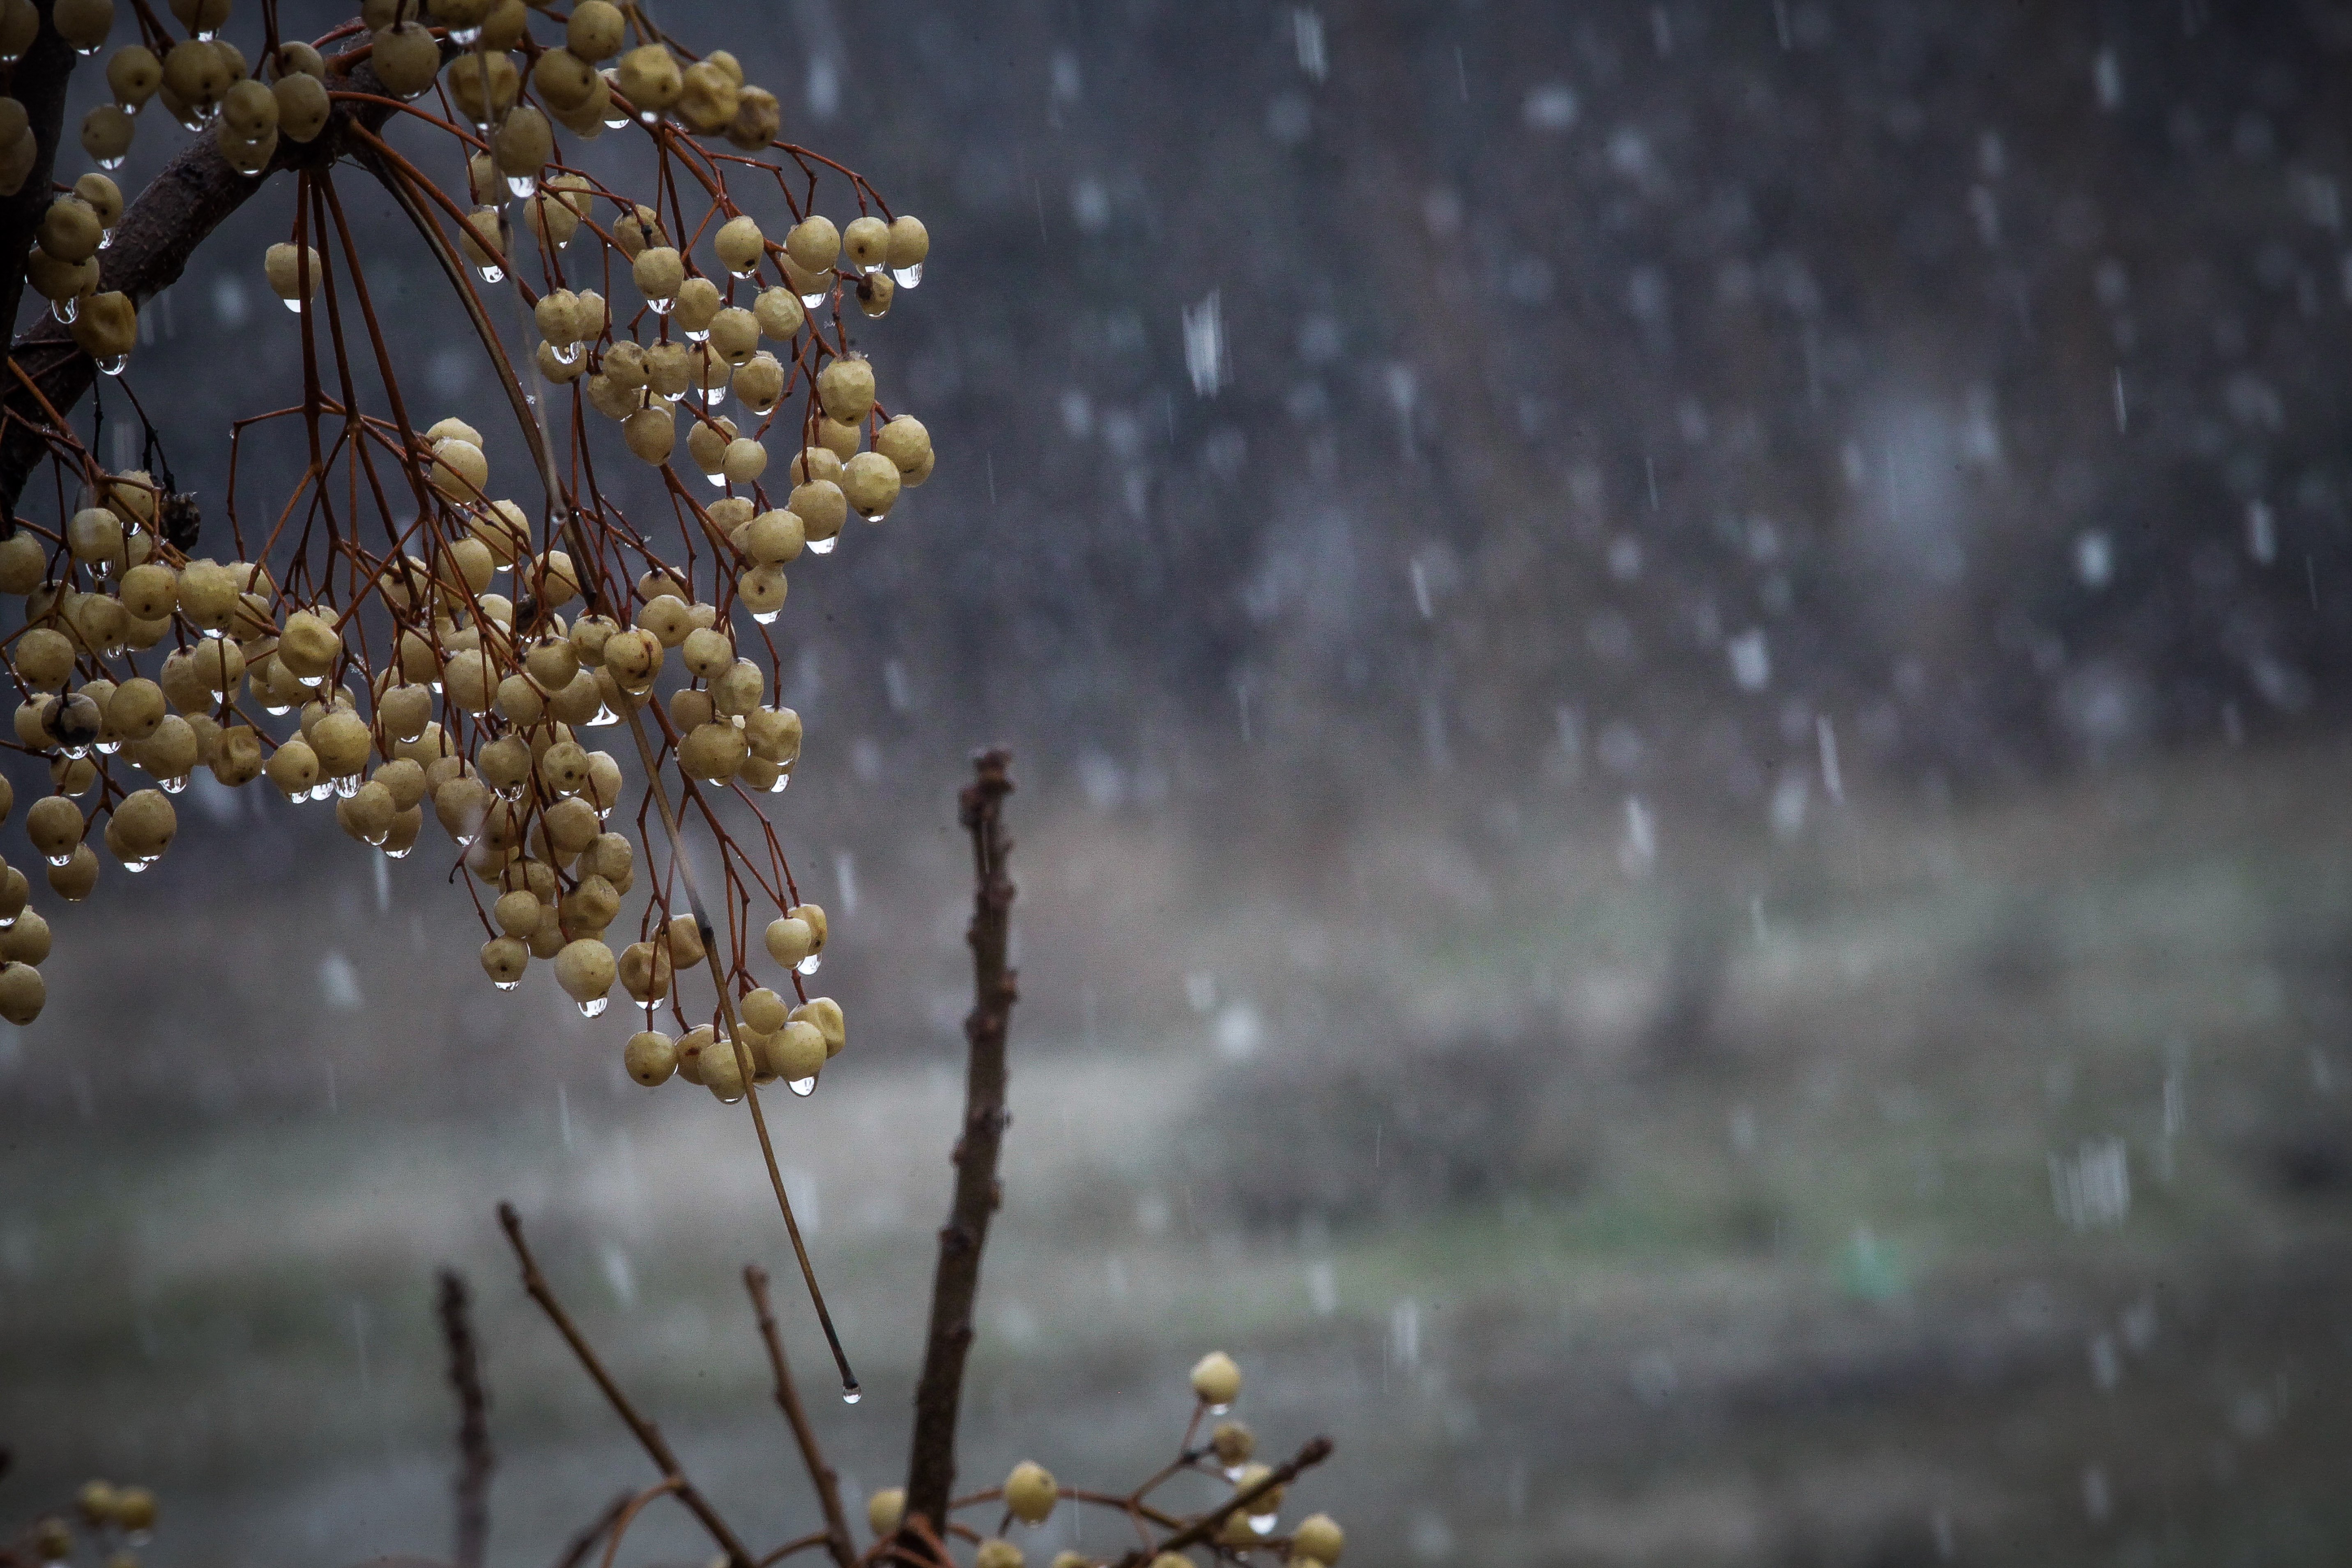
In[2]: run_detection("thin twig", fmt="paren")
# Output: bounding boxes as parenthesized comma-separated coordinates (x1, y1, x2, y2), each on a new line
(547, 1491, 635, 1568)
(745, 1265, 860, 1568)
(899, 750, 1020, 1543)
(437, 1268, 494, 1568)
(496, 1203, 755, 1568)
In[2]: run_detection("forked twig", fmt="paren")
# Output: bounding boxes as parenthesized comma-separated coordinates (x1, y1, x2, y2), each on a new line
(546, 1491, 635, 1568)
(495, 1203, 755, 1568)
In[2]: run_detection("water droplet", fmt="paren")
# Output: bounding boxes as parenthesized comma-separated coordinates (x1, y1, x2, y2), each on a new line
(684, 325, 709, 343)
(638, 108, 661, 125)
(807, 536, 837, 556)
(477, 264, 505, 283)
(450, 23, 480, 43)
(98, 230, 113, 249)
(60, 744, 89, 761)
(796, 954, 822, 976)
(1246, 1513, 1277, 1536)
(788, 1075, 817, 1096)
(95, 739, 120, 755)
(334, 774, 360, 799)
(841, 1387, 862, 1405)
(766, 771, 790, 792)
(74, 40, 100, 55)
(364, 825, 390, 845)
(730, 264, 759, 281)
(281, 297, 305, 314)
(551, 341, 580, 364)
(99, 154, 125, 170)
(798, 288, 829, 309)
(159, 776, 186, 794)
(1207, 1402, 1231, 1416)
(647, 294, 675, 315)
(505, 173, 536, 200)
(891, 262, 924, 289)
(752, 608, 780, 624)
(122, 856, 152, 874)
(603, 110, 631, 129)
(0, 914, 18, 929)
(578, 996, 609, 1018)
(494, 978, 520, 992)
(51, 297, 78, 325)
(857, 507, 886, 523)
(263, 702, 292, 716)
(703, 470, 727, 488)
(193, 27, 216, 40)
(588, 704, 618, 726)
(44, 853, 71, 868)
(702, 383, 728, 410)
(97, 354, 127, 376)
(856, 258, 882, 277)
(385, 845, 413, 859)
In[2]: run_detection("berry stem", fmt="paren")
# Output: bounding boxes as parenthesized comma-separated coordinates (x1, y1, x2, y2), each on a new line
(743, 1264, 860, 1568)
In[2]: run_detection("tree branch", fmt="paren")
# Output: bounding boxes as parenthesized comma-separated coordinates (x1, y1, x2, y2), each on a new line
(743, 1264, 859, 1568)
(437, 1268, 494, 1568)
(0, 35, 446, 520)
(899, 749, 1020, 1543)
(496, 1202, 755, 1568)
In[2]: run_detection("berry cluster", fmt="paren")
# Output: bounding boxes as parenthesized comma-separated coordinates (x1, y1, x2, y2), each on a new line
(2, 1478, 159, 1568)
(867, 1354, 1345, 1568)
(0, 0, 931, 1102)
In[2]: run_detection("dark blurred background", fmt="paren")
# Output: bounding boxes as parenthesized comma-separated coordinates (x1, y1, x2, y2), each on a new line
(5, 1, 2352, 1565)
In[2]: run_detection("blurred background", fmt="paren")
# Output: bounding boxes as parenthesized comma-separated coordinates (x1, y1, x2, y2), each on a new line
(5, 0, 2352, 1564)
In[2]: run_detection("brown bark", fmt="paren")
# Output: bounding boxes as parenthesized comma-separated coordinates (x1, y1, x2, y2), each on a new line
(0, 38, 444, 521)
(898, 749, 1020, 1546)
(437, 1269, 494, 1568)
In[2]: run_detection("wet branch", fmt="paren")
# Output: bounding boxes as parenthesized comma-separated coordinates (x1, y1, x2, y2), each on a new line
(496, 1202, 755, 1568)
(0, 37, 444, 520)
(437, 1268, 494, 1568)
(899, 749, 1020, 1545)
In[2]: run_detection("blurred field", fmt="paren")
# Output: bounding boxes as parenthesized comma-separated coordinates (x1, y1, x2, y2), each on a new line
(3, 739, 2349, 1567)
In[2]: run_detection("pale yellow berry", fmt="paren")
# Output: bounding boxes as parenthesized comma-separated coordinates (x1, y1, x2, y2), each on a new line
(974, 1540, 1023, 1568)
(1190, 1351, 1241, 1406)
(763, 1018, 825, 1082)
(700, 1030, 748, 1100)
(554, 938, 616, 1008)
(0, 960, 44, 1025)
(785, 214, 839, 274)
(867, 1488, 904, 1538)
(276, 70, 330, 140)
(370, 22, 442, 98)
(842, 451, 902, 521)
(1005, 1461, 1057, 1525)
(1291, 1515, 1344, 1564)
(615, 44, 681, 111)
(816, 356, 876, 424)
(624, 405, 675, 464)
(876, 415, 932, 475)
(886, 215, 929, 272)
(665, 912, 707, 968)
(566, 0, 623, 59)
(842, 215, 889, 274)
(481, 935, 528, 986)
(624, 1029, 677, 1085)
(789, 995, 844, 1056)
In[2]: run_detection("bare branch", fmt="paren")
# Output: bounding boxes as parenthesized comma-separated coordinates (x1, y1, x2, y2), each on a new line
(743, 1265, 860, 1568)
(437, 1268, 494, 1568)
(495, 1202, 755, 1568)
(900, 748, 1020, 1542)
(546, 1492, 635, 1568)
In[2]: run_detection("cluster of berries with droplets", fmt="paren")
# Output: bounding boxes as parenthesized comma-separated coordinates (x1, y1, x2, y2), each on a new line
(0, 0, 932, 1105)
(871, 1354, 1347, 1568)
